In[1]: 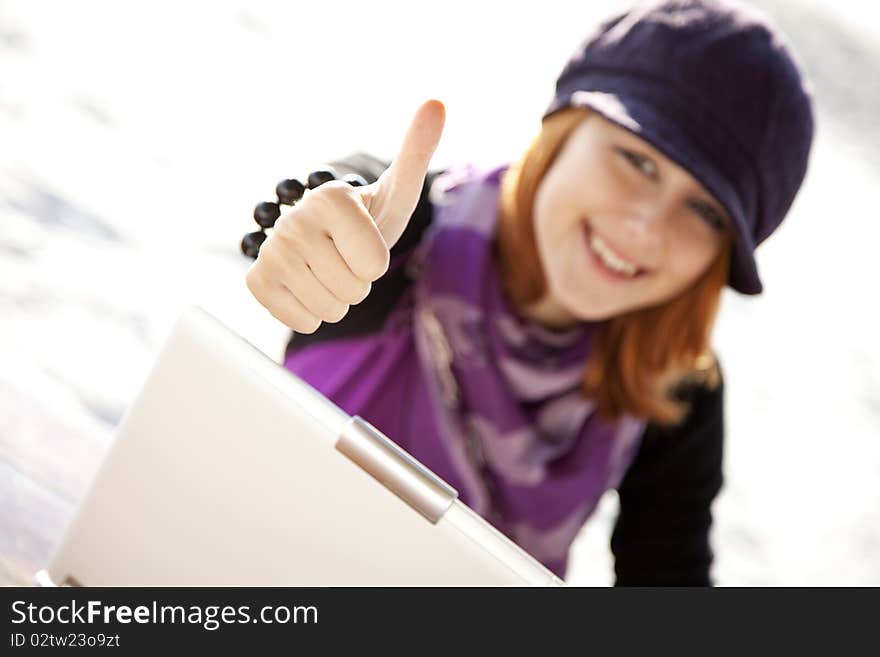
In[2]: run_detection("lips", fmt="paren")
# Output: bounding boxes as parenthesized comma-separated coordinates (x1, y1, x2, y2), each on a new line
(582, 222, 648, 281)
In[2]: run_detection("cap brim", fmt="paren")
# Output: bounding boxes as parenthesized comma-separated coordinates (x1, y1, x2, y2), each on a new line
(546, 85, 762, 295)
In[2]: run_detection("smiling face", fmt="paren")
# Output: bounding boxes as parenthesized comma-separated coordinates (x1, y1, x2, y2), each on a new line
(527, 113, 730, 325)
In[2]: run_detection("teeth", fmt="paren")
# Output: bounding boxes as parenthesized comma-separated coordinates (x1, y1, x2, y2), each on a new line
(589, 233, 639, 277)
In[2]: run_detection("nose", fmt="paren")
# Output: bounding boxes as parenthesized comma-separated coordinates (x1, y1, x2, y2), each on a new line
(621, 198, 670, 252)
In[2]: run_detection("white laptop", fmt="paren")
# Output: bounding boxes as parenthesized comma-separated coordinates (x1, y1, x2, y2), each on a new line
(36, 305, 563, 586)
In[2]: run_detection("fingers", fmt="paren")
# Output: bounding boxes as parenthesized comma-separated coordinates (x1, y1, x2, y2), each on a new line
(248, 259, 346, 332)
(368, 99, 446, 242)
(287, 182, 390, 282)
(247, 271, 321, 334)
(304, 233, 373, 306)
(246, 100, 446, 332)
(247, 190, 381, 332)
(384, 99, 446, 202)
(277, 240, 377, 323)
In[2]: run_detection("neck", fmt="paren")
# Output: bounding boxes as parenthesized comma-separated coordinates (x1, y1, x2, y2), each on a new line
(518, 292, 582, 331)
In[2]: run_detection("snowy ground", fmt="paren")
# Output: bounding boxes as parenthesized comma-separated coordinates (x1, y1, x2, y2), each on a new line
(1, 0, 877, 585)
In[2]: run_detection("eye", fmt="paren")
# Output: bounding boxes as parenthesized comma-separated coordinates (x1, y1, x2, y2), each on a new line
(616, 147, 658, 180)
(688, 199, 727, 232)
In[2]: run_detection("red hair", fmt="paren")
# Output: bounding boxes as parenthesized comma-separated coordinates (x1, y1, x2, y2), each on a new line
(494, 107, 730, 425)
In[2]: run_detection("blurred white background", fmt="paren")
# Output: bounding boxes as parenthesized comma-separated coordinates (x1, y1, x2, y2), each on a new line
(1, 0, 878, 585)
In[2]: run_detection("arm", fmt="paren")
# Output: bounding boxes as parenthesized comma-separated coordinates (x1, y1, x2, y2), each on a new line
(283, 152, 443, 357)
(610, 364, 726, 586)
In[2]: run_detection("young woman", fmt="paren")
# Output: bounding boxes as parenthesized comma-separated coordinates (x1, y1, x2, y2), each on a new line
(244, 0, 814, 584)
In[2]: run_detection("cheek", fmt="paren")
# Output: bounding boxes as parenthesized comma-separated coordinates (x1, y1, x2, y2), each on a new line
(533, 185, 589, 278)
(533, 177, 570, 238)
(664, 229, 721, 290)
(532, 186, 570, 278)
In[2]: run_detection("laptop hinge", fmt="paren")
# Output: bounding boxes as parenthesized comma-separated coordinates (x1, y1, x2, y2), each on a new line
(336, 416, 458, 524)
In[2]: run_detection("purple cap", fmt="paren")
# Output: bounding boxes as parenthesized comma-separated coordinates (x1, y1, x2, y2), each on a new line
(543, 0, 815, 294)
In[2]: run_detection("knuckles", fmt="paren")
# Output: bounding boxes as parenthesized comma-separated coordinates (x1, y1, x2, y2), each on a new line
(272, 207, 309, 246)
(245, 265, 264, 296)
(349, 280, 372, 305)
(315, 179, 359, 198)
(322, 302, 351, 324)
(363, 255, 390, 282)
(304, 180, 360, 215)
(245, 180, 376, 331)
(311, 296, 349, 323)
(293, 317, 323, 334)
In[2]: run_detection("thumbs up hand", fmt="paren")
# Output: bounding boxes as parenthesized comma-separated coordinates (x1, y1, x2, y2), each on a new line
(246, 99, 446, 334)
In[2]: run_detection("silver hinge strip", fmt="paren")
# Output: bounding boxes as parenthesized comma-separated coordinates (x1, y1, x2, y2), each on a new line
(335, 416, 458, 524)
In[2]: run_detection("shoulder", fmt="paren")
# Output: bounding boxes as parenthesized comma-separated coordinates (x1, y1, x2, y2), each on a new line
(611, 356, 726, 586)
(648, 356, 724, 438)
(624, 357, 725, 488)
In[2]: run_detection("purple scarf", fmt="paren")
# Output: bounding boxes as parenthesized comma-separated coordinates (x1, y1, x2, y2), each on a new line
(284, 163, 646, 577)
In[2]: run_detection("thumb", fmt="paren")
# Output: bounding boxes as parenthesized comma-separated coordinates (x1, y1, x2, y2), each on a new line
(367, 99, 446, 246)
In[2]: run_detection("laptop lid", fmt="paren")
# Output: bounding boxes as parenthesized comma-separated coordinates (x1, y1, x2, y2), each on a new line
(40, 305, 563, 586)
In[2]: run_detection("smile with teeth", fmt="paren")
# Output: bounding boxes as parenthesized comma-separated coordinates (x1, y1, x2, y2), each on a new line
(587, 230, 641, 277)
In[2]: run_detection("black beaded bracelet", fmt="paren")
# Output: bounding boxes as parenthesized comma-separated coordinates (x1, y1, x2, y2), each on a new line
(241, 166, 369, 259)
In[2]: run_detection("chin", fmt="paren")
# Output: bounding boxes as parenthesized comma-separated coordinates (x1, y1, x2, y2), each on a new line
(569, 300, 626, 322)
(548, 278, 626, 322)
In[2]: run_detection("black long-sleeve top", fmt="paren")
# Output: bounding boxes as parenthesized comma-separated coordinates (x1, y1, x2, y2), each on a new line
(282, 153, 725, 586)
